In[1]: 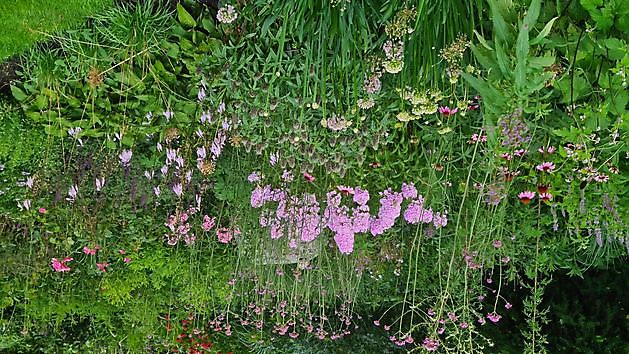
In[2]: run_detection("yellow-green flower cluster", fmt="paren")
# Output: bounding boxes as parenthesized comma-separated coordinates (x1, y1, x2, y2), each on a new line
(440, 34, 470, 84)
(396, 88, 442, 122)
(385, 8, 416, 39)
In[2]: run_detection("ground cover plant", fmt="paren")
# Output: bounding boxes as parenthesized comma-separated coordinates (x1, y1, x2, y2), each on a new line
(0, 0, 627, 352)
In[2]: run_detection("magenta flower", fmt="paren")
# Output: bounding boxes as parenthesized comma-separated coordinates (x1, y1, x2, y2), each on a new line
(353, 187, 370, 205)
(83, 246, 97, 255)
(303, 172, 315, 182)
(51, 257, 73, 272)
(593, 174, 609, 182)
(123, 257, 131, 263)
(337, 185, 354, 195)
(438, 106, 458, 117)
(518, 191, 535, 204)
(536, 162, 555, 173)
(38, 207, 47, 214)
(422, 337, 440, 351)
(217, 227, 233, 244)
(500, 152, 512, 161)
(487, 312, 502, 323)
(119, 249, 126, 255)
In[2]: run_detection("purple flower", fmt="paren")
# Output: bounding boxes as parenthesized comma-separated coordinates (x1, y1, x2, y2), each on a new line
(422, 337, 439, 351)
(67, 185, 79, 202)
(269, 151, 279, 166)
(196, 146, 207, 160)
(95, 177, 105, 192)
(163, 110, 174, 121)
(198, 86, 206, 101)
(433, 211, 448, 229)
(172, 183, 183, 197)
(217, 101, 226, 113)
(200, 111, 212, 124)
(153, 186, 161, 197)
(119, 150, 133, 167)
(248, 171, 262, 183)
(401, 183, 418, 199)
(403, 200, 423, 224)
(353, 187, 370, 205)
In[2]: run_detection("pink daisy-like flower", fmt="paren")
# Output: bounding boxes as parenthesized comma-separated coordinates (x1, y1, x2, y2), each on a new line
(438, 106, 458, 117)
(593, 174, 609, 182)
(539, 193, 552, 202)
(518, 191, 535, 204)
(514, 149, 528, 157)
(337, 185, 355, 195)
(500, 152, 512, 161)
(536, 162, 555, 173)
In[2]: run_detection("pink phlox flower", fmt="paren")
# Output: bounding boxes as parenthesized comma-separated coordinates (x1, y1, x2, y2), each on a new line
(353, 187, 370, 205)
(202, 215, 216, 231)
(422, 337, 440, 351)
(217, 227, 233, 244)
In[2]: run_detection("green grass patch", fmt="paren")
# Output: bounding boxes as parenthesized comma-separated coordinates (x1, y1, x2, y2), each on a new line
(0, 0, 113, 59)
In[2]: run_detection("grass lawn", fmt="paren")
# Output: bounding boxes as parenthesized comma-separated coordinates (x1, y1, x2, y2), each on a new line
(0, 0, 113, 60)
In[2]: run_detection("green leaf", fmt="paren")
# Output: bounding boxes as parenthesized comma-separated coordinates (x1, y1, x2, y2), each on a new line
(473, 30, 493, 51)
(488, 0, 511, 43)
(530, 16, 558, 45)
(177, 4, 197, 28)
(10, 85, 27, 101)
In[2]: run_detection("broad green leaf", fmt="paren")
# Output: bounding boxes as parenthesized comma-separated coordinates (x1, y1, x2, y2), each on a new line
(177, 4, 196, 28)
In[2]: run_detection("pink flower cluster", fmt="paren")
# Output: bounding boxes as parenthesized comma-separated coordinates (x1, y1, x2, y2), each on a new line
(250, 180, 448, 254)
(51, 257, 73, 272)
(164, 206, 199, 246)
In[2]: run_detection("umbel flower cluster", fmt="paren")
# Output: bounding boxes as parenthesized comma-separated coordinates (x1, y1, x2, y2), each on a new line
(250, 179, 448, 254)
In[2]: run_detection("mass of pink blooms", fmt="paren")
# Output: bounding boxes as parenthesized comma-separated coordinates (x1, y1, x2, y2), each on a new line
(249, 178, 448, 255)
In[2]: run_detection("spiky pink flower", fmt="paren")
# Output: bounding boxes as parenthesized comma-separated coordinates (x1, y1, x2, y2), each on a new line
(51, 257, 73, 272)
(514, 149, 528, 157)
(536, 162, 555, 173)
(518, 191, 535, 204)
(539, 192, 552, 202)
(202, 215, 216, 231)
(593, 174, 609, 182)
(96, 262, 109, 272)
(438, 106, 458, 117)
(83, 246, 97, 255)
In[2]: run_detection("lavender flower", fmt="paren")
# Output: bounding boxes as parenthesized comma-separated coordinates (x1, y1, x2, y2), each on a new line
(25, 177, 34, 189)
(163, 110, 174, 121)
(269, 151, 279, 166)
(119, 150, 133, 167)
(172, 183, 183, 197)
(153, 186, 161, 197)
(248, 171, 262, 183)
(95, 177, 105, 192)
(196, 146, 207, 160)
(200, 111, 212, 124)
(198, 86, 206, 102)
(67, 185, 79, 202)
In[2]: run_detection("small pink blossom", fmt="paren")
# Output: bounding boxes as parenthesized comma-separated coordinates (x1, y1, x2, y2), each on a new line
(123, 257, 131, 263)
(502, 256, 511, 264)
(514, 149, 528, 157)
(118, 249, 126, 255)
(423, 337, 440, 351)
(373, 320, 380, 326)
(539, 192, 553, 202)
(487, 312, 502, 323)
(96, 262, 109, 272)
(303, 172, 315, 182)
(38, 207, 47, 214)
(505, 302, 512, 309)
(492, 240, 503, 248)
(83, 246, 97, 255)
(202, 215, 216, 231)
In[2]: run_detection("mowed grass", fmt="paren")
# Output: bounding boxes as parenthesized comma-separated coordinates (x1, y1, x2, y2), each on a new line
(0, 0, 113, 59)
